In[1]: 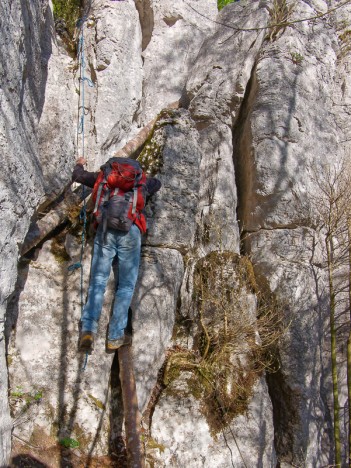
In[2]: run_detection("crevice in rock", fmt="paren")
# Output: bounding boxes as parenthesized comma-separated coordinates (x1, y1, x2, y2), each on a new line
(231, 54, 301, 465)
(266, 366, 303, 467)
(134, 0, 154, 52)
(163, 15, 183, 27)
(231, 60, 259, 242)
(4, 259, 31, 350)
(143, 243, 188, 256)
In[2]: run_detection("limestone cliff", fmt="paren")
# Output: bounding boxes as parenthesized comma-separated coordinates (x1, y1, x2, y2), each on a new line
(1, 0, 351, 467)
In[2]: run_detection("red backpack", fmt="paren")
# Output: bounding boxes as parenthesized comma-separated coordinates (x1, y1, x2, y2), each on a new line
(92, 157, 147, 234)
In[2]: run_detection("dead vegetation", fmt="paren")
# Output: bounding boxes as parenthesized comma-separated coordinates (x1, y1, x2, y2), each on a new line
(162, 251, 286, 434)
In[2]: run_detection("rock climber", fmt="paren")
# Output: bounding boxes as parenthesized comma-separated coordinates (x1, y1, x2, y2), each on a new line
(72, 156, 161, 352)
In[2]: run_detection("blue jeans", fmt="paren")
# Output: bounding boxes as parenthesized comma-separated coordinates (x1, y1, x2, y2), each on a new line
(81, 224, 141, 340)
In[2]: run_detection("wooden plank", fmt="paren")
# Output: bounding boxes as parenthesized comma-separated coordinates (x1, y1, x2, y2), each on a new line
(118, 345, 144, 468)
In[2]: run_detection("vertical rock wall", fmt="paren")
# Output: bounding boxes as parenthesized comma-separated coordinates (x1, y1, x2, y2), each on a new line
(242, 3, 350, 465)
(0, 1, 76, 464)
(134, 0, 217, 126)
(228, 0, 351, 466)
(80, 0, 143, 166)
(2, 0, 351, 466)
(3, 0, 220, 465)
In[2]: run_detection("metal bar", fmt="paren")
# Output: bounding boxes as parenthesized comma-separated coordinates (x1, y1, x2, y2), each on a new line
(118, 345, 144, 468)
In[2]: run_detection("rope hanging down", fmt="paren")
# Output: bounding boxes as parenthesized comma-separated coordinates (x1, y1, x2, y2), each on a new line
(68, 16, 94, 371)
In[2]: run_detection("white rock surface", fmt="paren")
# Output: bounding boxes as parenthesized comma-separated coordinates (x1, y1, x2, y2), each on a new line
(183, 0, 351, 464)
(8, 240, 183, 455)
(0, 1, 76, 463)
(2, 0, 351, 465)
(228, 1, 351, 465)
(145, 110, 202, 250)
(132, 247, 184, 411)
(83, 0, 143, 164)
(136, 0, 218, 126)
(151, 374, 275, 468)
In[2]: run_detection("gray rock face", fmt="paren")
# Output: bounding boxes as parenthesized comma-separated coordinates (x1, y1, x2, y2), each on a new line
(184, 2, 271, 255)
(8, 239, 183, 455)
(150, 375, 274, 468)
(136, 0, 218, 126)
(183, 0, 351, 465)
(0, 1, 76, 463)
(2, 0, 351, 466)
(145, 110, 202, 250)
(227, 1, 351, 465)
(132, 247, 184, 411)
(82, 0, 143, 164)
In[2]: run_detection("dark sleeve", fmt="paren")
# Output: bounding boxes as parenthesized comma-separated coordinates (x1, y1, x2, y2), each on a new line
(145, 177, 162, 196)
(72, 164, 98, 188)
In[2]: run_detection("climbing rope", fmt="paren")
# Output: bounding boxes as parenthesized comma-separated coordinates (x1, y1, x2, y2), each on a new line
(68, 15, 94, 371)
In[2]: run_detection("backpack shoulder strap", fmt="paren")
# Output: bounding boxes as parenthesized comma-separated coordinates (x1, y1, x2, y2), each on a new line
(93, 175, 107, 214)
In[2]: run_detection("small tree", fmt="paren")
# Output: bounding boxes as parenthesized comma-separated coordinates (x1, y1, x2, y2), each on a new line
(308, 160, 351, 466)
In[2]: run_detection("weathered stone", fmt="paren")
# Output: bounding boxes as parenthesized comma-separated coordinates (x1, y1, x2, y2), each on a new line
(136, 0, 218, 126)
(186, 2, 269, 127)
(144, 109, 202, 251)
(7, 240, 114, 455)
(8, 238, 183, 455)
(245, 227, 332, 467)
(150, 373, 274, 467)
(0, 1, 76, 463)
(132, 247, 184, 411)
(75, 0, 143, 167)
(184, 3, 271, 255)
(231, 1, 351, 464)
(3, 0, 351, 465)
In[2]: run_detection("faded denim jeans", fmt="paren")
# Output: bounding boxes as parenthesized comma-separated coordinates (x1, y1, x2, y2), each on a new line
(81, 223, 141, 340)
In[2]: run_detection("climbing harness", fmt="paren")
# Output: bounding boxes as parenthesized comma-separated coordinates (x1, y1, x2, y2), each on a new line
(68, 15, 94, 371)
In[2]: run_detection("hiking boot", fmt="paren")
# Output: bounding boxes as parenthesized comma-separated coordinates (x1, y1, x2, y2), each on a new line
(107, 334, 132, 351)
(79, 331, 95, 352)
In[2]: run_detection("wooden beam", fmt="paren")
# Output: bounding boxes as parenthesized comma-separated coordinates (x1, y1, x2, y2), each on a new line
(20, 190, 85, 256)
(118, 345, 144, 468)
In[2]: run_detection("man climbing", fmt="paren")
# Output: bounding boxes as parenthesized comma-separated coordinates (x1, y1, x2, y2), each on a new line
(72, 156, 161, 352)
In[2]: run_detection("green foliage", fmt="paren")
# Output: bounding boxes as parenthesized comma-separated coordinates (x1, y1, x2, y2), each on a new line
(34, 390, 43, 401)
(9, 387, 43, 420)
(10, 387, 43, 402)
(59, 437, 80, 449)
(52, 0, 82, 39)
(88, 394, 106, 411)
(218, 0, 236, 11)
(290, 51, 304, 65)
(11, 386, 24, 398)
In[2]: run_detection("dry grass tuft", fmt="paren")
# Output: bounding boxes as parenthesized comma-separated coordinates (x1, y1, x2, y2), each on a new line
(163, 251, 286, 433)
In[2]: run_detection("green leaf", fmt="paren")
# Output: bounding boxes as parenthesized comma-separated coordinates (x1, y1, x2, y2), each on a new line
(218, 0, 237, 11)
(59, 437, 80, 449)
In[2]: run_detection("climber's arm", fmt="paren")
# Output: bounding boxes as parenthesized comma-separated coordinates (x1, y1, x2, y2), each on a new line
(72, 157, 98, 188)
